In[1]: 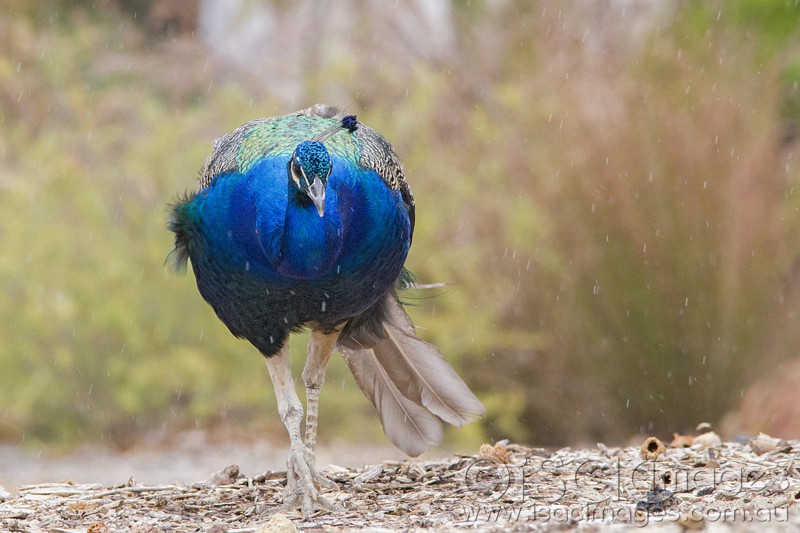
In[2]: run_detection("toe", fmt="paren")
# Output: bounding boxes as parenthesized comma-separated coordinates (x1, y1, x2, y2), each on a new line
(278, 444, 340, 519)
(314, 471, 339, 490)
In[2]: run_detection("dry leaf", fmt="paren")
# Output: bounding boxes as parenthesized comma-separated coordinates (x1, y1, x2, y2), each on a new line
(479, 442, 510, 463)
(670, 433, 695, 448)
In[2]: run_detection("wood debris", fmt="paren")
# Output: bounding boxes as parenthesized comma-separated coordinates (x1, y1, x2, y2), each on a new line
(640, 437, 666, 461)
(0, 441, 798, 531)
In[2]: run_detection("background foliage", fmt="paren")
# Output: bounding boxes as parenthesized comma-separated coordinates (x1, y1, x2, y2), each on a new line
(1, 0, 800, 450)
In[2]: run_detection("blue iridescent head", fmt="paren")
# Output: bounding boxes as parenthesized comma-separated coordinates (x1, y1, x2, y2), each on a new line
(289, 141, 331, 217)
(288, 116, 359, 217)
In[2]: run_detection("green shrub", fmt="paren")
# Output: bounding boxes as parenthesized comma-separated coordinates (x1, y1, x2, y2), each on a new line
(2, 1, 800, 450)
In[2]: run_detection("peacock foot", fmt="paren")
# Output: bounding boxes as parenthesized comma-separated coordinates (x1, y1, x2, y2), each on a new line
(279, 442, 341, 519)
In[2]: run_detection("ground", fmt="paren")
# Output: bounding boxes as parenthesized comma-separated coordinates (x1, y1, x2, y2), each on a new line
(1, 439, 799, 532)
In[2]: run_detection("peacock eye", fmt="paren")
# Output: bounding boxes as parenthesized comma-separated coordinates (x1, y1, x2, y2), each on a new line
(290, 156, 303, 184)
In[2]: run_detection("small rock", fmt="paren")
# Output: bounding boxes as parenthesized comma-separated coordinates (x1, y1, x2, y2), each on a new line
(692, 431, 721, 448)
(256, 513, 297, 533)
(748, 432, 788, 455)
(695, 422, 712, 433)
(207, 464, 241, 486)
(635, 488, 676, 513)
(695, 486, 714, 497)
(678, 511, 706, 530)
(322, 464, 350, 474)
(0, 484, 11, 501)
(129, 525, 159, 533)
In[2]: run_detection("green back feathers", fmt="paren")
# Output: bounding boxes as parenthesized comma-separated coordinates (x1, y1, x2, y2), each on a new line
(201, 105, 361, 188)
(198, 105, 410, 194)
(191, 104, 415, 237)
(237, 115, 361, 175)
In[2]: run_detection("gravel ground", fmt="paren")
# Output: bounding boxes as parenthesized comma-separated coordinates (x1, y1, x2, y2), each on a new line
(0, 432, 406, 492)
(1, 438, 798, 532)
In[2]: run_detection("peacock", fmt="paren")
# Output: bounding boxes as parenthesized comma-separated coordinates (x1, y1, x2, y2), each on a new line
(168, 104, 484, 517)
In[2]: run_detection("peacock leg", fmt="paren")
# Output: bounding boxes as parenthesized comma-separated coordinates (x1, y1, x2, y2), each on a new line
(301, 329, 340, 490)
(264, 343, 337, 519)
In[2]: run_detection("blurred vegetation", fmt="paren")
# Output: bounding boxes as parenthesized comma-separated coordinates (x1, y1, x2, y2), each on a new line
(1, 0, 800, 450)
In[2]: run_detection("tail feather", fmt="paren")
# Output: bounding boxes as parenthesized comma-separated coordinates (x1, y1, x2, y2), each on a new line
(339, 294, 485, 456)
(341, 349, 444, 456)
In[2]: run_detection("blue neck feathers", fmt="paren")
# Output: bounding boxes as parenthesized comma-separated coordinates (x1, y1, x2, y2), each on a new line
(272, 183, 343, 279)
(193, 153, 406, 286)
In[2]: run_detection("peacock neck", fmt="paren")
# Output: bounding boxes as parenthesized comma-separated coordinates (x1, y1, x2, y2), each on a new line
(274, 186, 343, 280)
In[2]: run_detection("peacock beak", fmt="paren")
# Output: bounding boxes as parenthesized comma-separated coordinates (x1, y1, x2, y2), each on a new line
(307, 177, 326, 217)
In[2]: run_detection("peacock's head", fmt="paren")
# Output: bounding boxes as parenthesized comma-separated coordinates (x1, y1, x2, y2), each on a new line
(289, 141, 331, 217)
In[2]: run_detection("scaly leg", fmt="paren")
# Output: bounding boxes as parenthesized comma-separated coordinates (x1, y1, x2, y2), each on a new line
(264, 343, 337, 519)
(301, 329, 340, 490)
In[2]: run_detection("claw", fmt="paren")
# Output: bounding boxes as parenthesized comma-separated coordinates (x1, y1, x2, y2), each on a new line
(278, 442, 342, 519)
